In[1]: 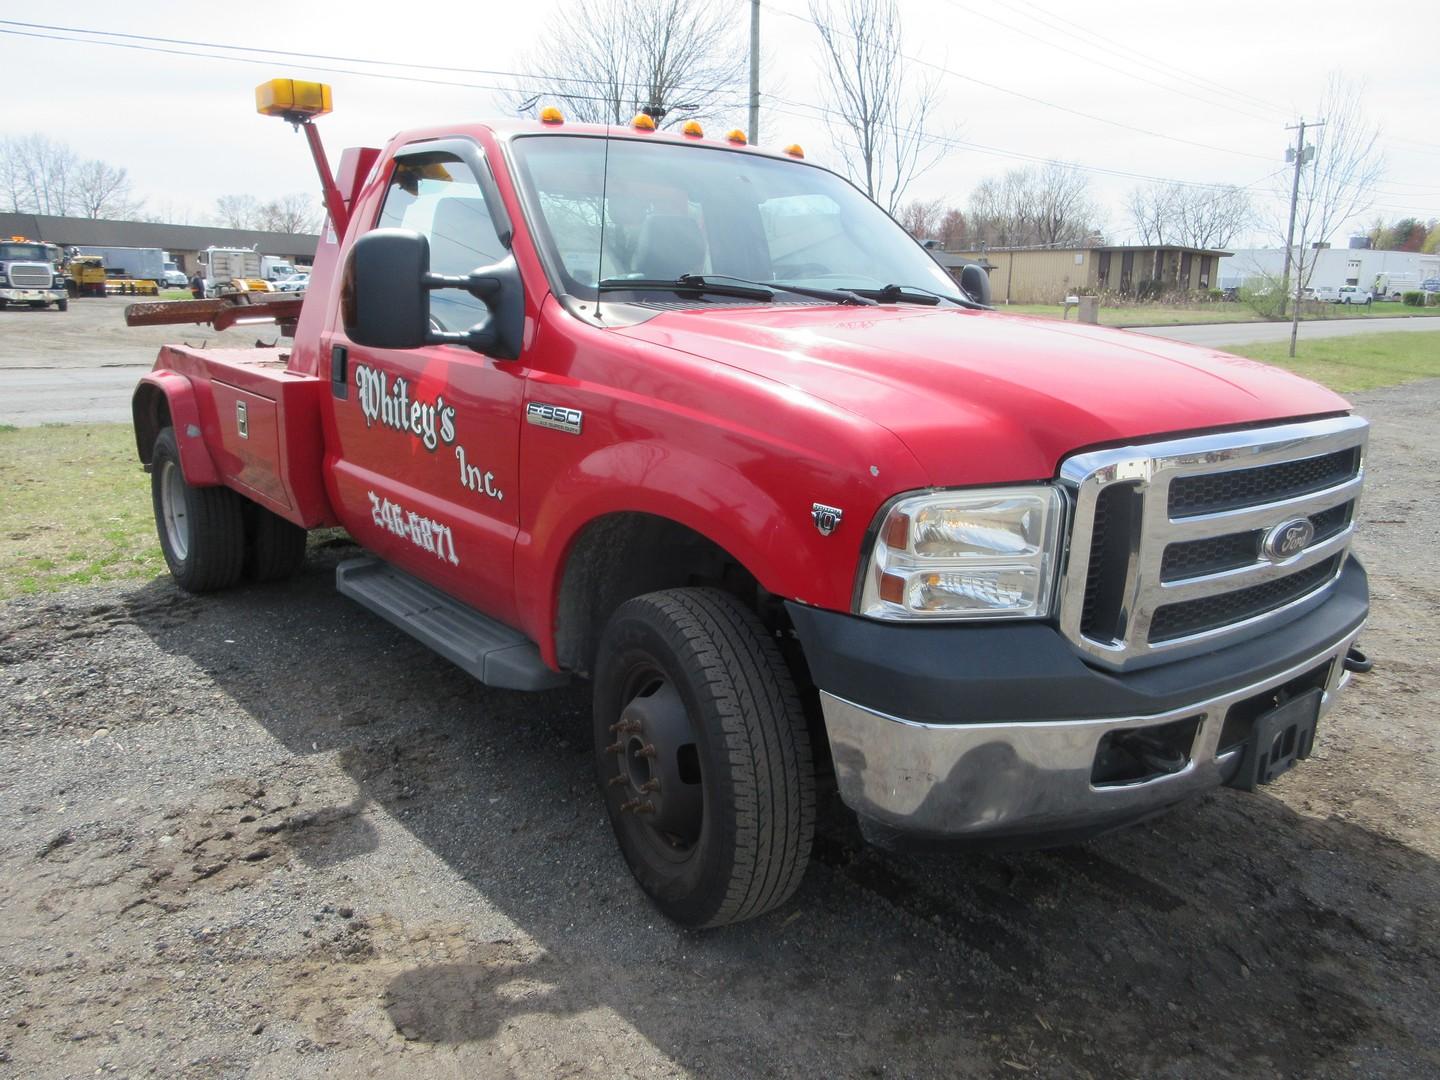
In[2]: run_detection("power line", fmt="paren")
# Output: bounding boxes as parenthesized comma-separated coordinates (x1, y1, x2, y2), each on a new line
(760, 2, 1278, 163)
(935, 0, 1282, 126)
(0, 18, 744, 100)
(1005, 0, 1294, 117)
(764, 92, 1289, 192)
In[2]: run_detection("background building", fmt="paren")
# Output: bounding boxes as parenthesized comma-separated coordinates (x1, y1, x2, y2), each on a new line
(1220, 247, 1439, 295)
(938, 244, 1228, 304)
(0, 212, 318, 274)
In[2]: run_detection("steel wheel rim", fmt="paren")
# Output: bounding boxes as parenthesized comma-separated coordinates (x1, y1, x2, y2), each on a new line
(159, 459, 190, 560)
(607, 664, 705, 858)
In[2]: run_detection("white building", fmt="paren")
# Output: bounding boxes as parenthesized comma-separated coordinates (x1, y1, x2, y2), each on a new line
(1220, 246, 1438, 297)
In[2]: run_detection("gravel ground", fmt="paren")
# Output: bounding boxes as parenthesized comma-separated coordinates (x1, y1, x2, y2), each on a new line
(1, 382, 1436, 1078)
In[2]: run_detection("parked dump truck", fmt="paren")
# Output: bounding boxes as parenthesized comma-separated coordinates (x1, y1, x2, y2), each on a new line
(0, 237, 67, 310)
(129, 80, 1371, 928)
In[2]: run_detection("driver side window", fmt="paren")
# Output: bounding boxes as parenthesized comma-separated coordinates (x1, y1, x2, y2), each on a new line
(377, 151, 506, 334)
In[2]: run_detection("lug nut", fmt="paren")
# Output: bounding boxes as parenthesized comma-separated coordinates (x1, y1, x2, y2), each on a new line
(605, 741, 623, 755)
(636, 743, 657, 760)
(639, 779, 660, 794)
(619, 798, 641, 813)
(608, 774, 628, 787)
(633, 801, 656, 815)
(609, 719, 641, 734)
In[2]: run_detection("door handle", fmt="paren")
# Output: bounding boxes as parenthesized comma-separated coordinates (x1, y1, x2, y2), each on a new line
(331, 345, 348, 399)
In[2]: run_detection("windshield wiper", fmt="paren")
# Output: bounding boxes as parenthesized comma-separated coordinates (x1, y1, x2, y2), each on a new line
(698, 274, 877, 306)
(845, 283, 986, 309)
(597, 274, 876, 306)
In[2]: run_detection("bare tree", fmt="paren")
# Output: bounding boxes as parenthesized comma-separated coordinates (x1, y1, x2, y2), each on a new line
(937, 207, 966, 249)
(1274, 75, 1385, 293)
(72, 159, 142, 219)
(213, 194, 261, 230)
(0, 134, 77, 215)
(1127, 181, 1250, 248)
(967, 164, 1102, 248)
(508, 0, 744, 126)
(257, 194, 321, 235)
(809, 0, 945, 213)
(896, 196, 945, 240)
(1030, 162, 1100, 246)
(1126, 182, 1179, 245)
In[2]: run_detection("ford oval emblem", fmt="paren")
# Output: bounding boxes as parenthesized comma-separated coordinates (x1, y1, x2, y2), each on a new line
(1263, 517, 1315, 561)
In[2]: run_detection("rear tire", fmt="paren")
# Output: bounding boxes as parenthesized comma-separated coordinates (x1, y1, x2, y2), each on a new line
(593, 587, 815, 928)
(244, 505, 308, 582)
(151, 427, 245, 593)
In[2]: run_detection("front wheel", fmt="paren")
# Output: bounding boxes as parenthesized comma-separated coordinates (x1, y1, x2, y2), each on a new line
(151, 427, 246, 592)
(593, 588, 815, 928)
(56, 298, 68, 312)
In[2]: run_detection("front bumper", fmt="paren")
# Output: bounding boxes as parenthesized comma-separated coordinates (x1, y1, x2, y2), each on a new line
(0, 287, 65, 303)
(790, 556, 1368, 844)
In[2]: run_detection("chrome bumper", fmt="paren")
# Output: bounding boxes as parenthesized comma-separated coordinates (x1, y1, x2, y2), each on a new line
(0, 287, 64, 302)
(819, 625, 1362, 840)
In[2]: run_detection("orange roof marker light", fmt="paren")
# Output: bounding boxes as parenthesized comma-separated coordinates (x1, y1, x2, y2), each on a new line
(255, 78, 332, 120)
(725, 129, 747, 145)
(681, 120, 704, 138)
(539, 105, 565, 125)
(631, 113, 657, 131)
(783, 144, 805, 159)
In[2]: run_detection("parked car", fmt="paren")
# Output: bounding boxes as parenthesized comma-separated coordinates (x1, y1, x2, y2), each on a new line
(275, 272, 309, 292)
(1337, 286, 1371, 306)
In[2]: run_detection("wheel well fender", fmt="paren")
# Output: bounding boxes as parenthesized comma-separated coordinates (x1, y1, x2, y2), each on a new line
(132, 373, 221, 486)
(552, 512, 775, 678)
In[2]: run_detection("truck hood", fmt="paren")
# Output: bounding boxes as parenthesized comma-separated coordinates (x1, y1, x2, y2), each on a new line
(617, 305, 1351, 485)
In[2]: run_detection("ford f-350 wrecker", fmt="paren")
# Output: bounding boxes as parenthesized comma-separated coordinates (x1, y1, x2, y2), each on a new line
(130, 81, 1370, 927)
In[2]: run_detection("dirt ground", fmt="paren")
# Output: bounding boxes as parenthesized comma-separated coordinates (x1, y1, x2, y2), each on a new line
(0, 295, 289, 371)
(1, 381, 1437, 1079)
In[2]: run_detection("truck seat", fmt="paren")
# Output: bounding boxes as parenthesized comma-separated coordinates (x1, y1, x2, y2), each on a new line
(429, 197, 504, 276)
(634, 214, 707, 280)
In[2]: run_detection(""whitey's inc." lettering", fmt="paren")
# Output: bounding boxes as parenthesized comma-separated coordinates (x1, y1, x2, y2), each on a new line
(354, 363, 456, 451)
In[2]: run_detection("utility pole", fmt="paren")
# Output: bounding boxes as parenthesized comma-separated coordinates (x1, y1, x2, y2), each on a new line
(1281, 118, 1323, 357)
(748, 0, 761, 144)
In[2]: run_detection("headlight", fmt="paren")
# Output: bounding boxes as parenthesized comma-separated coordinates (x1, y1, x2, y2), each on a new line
(857, 486, 1064, 620)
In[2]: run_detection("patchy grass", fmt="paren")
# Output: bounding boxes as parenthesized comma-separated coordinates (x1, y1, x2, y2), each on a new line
(1000, 300, 1440, 327)
(1220, 331, 1440, 394)
(0, 425, 162, 599)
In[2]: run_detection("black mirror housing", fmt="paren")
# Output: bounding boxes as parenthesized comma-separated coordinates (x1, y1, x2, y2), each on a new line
(960, 263, 993, 307)
(344, 228, 431, 349)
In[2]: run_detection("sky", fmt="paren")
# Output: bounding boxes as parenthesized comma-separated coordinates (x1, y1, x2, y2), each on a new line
(3, 1, 1437, 246)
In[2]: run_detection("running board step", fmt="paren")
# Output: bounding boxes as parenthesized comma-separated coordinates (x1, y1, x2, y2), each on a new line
(336, 557, 568, 692)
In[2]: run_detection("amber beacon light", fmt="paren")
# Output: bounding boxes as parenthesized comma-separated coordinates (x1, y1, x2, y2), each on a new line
(255, 78, 333, 120)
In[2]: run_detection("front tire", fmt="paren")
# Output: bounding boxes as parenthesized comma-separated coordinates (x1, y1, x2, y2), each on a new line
(56, 298, 68, 312)
(151, 427, 245, 592)
(593, 588, 815, 928)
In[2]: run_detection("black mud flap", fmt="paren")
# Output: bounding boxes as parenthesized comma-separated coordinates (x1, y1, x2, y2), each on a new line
(1232, 688, 1323, 792)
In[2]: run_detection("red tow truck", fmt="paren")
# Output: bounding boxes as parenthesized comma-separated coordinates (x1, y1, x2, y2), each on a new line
(130, 80, 1370, 927)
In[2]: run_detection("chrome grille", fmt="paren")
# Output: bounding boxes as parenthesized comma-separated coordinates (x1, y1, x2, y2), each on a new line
(1058, 416, 1367, 670)
(7, 263, 53, 287)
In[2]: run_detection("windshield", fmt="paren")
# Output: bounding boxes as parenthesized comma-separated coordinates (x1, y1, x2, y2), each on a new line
(509, 135, 958, 303)
(0, 243, 50, 262)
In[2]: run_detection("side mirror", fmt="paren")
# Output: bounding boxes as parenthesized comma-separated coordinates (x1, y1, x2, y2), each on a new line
(344, 228, 431, 349)
(344, 227, 525, 359)
(960, 263, 992, 306)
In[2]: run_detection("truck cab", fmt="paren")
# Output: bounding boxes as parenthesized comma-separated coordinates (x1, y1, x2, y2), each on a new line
(0, 238, 67, 311)
(131, 83, 1370, 928)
